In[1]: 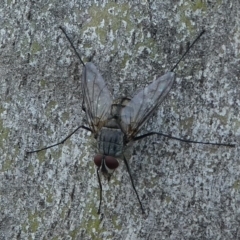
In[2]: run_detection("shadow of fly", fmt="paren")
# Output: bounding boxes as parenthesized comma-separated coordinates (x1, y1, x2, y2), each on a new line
(26, 27, 235, 214)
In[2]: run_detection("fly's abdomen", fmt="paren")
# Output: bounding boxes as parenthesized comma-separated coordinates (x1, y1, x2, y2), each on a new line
(97, 127, 124, 157)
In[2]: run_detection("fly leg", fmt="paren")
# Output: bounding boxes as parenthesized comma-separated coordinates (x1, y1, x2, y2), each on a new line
(26, 125, 91, 154)
(133, 132, 235, 147)
(96, 166, 103, 214)
(123, 156, 144, 214)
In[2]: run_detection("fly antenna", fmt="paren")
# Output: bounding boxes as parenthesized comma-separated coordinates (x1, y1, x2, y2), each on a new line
(171, 29, 205, 72)
(59, 26, 85, 66)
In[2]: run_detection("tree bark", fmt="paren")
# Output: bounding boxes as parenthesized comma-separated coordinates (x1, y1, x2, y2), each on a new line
(0, 1, 239, 239)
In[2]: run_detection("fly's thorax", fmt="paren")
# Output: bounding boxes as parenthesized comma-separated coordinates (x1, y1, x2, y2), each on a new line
(111, 97, 131, 119)
(110, 97, 133, 136)
(97, 127, 125, 157)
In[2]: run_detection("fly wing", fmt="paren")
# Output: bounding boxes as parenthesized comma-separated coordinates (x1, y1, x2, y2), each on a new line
(82, 62, 113, 133)
(120, 72, 175, 139)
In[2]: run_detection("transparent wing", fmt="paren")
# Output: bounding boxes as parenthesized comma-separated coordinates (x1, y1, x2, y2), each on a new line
(82, 62, 113, 133)
(120, 72, 175, 139)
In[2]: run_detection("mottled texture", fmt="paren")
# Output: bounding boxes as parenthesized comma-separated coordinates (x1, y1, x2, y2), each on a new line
(0, 1, 239, 239)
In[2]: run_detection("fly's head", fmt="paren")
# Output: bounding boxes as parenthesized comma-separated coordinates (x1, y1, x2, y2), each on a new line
(94, 154, 119, 181)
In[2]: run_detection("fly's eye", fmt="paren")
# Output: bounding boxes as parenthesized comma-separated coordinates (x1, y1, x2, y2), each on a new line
(105, 156, 119, 169)
(94, 155, 103, 167)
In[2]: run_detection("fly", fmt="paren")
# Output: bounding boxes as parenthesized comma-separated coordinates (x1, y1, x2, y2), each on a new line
(26, 27, 235, 214)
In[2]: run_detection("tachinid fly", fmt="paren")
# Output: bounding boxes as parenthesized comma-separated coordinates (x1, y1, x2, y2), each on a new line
(26, 27, 235, 214)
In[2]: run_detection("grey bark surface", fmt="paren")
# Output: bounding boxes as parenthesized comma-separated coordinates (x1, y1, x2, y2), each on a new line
(0, 1, 239, 239)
